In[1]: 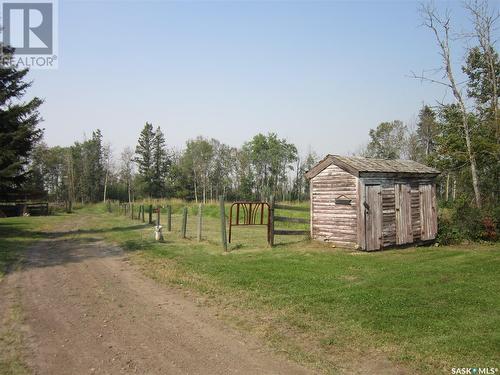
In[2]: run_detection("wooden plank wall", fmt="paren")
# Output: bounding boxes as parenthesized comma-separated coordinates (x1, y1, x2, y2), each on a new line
(411, 185, 421, 242)
(431, 184, 438, 238)
(311, 171, 437, 250)
(365, 185, 383, 251)
(420, 184, 438, 240)
(361, 177, 438, 249)
(395, 184, 413, 245)
(382, 186, 396, 247)
(311, 164, 358, 247)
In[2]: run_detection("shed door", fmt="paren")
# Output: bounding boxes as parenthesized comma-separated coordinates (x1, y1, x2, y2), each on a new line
(364, 185, 382, 251)
(420, 184, 437, 240)
(395, 184, 413, 245)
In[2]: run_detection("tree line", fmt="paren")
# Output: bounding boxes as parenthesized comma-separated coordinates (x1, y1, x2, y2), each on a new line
(24, 128, 318, 204)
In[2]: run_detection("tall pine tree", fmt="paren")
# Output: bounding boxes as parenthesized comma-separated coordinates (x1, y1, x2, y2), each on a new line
(134, 123, 155, 197)
(0, 44, 43, 195)
(134, 123, 170, 198)
(416, 105, 438, 162)
(152, 126, 169, 197)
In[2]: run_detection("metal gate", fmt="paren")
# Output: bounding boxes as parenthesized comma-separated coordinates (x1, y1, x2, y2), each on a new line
(228, 202, 271, 244)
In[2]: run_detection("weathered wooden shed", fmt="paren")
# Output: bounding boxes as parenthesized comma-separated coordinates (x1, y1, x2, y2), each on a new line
(305, 155, 440, 251)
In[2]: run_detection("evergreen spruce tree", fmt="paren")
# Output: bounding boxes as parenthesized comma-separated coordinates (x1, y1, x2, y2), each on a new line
(0, 44, 43, 194)
(152, 126, 169, 197)
(416, 105, 438, 162)
(134, 123, 155, 197)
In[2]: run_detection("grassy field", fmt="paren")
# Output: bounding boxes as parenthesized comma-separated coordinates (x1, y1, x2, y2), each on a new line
(1, 203, 499, 374)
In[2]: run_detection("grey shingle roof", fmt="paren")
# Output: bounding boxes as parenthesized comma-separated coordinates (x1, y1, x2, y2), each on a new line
(305, 154, 440, 179)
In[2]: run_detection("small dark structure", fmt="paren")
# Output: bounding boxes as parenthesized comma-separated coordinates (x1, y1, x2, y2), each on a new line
(0, 202, 49, 217)
(305, 155, 439, 251)
(0, 191, 49, 217)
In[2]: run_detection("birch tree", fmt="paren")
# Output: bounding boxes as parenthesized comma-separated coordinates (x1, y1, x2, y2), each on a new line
(416, 3, 482, 207)
(102, 143, 112, 203)
(120, 147, 135, 204)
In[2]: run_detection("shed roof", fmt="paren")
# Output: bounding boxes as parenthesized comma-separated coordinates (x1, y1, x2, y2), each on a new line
(305, 154, 440, 179)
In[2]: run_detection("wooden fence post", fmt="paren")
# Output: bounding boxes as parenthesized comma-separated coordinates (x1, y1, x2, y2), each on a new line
(269, 196, 275, 247)
(149, 205, 153, 224)
(167, 205, 172, 231)
(219, 196, 228, 252)
(141, 205, 145, 222)
(181, 207, 188, 238)
(131, 204, 135, 220)
(157, 206, 161, 226)
(197, 204, 203, 241)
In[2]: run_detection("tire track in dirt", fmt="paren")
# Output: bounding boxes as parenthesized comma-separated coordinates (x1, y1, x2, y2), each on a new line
(4, 231, 310, 375)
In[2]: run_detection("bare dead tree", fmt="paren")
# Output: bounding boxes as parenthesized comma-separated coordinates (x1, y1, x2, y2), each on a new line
(465, 0, 500, 143)
(65, 150, 75, 212)
(102, 143, 112, 203)
(120, 147, 135, 204)
(414, 3, 482, 207)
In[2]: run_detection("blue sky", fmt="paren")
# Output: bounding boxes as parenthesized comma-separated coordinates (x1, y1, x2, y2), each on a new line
(28, 0, 484, 158)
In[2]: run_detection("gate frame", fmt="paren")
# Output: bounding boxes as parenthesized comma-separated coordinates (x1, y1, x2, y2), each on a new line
(228, 201, 271, 244)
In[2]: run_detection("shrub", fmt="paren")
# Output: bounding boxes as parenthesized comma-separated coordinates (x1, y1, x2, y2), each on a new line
(437, 210, 464, 245)
(437, 197, 499, 244)
(481, 216, 497, 241)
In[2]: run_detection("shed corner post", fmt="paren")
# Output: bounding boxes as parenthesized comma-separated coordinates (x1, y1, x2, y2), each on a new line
(309, 178, 313, 239)
(357, 178, 365, 251)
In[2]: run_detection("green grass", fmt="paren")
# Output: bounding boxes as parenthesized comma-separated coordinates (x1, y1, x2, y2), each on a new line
(1, 204, 499, 373)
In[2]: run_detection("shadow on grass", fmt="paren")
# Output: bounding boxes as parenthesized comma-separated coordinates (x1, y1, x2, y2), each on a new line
(0, 221, 153, 275)
(0, 221, 147, 240)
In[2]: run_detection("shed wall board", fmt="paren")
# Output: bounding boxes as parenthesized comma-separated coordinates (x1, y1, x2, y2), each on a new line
(310, 164, 358, 246)
(395, 183, 413, 245)
(364, 184, 383, 251)
(420, 184, 437, 240)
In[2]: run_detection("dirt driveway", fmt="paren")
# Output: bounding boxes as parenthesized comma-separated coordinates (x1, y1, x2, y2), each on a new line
(0, 233, 310, 375)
